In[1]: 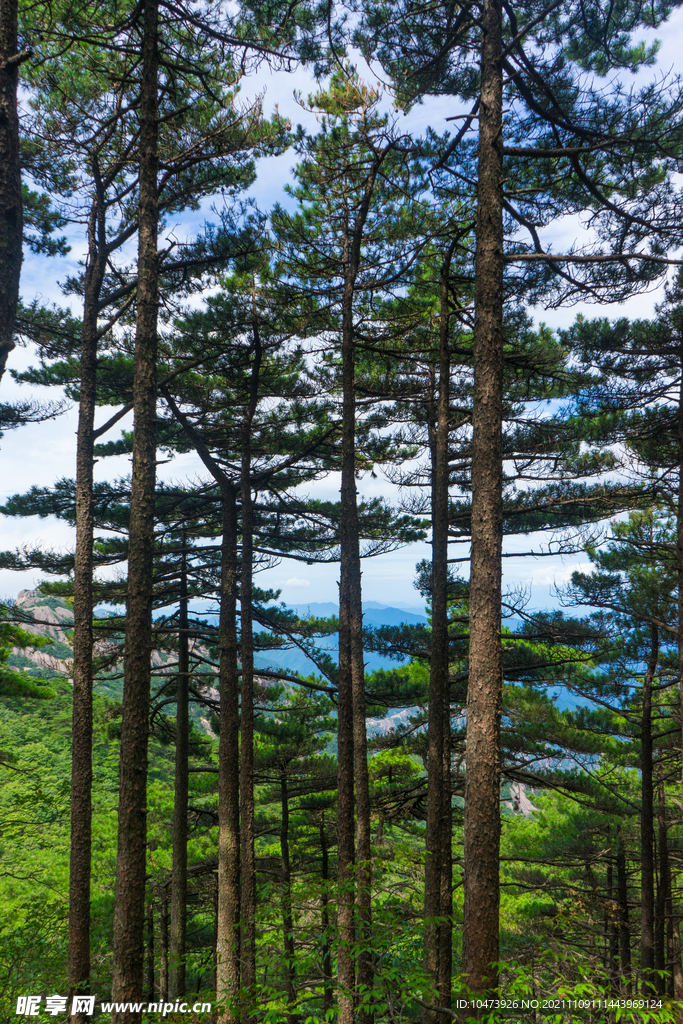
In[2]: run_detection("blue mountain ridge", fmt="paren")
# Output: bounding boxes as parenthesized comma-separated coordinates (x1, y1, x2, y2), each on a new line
(253, 601, 428, 678)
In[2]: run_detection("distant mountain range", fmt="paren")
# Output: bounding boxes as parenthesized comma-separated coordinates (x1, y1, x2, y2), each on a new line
(254, 601, 428, 679)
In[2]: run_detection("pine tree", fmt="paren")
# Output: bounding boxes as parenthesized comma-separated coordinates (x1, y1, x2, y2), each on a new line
(271, 70, 426, 1018)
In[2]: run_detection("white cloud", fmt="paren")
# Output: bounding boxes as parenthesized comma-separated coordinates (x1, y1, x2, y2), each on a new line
(277, 577, 311, 589)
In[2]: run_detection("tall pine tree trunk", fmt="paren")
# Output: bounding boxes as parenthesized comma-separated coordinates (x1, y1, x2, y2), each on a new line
(641, 628, 658, 995)
(170, 532, 189, 998)
(239, 316, 262, 1017)
(424, 249, 453, 1019)
(462, 0, 504, 998)
(68, 190, 108, 1019)
(111, 1, 159, 1017)
(216, 486, 240, 1023)
(337, 234, 362, 1024)
(336, 161, 383, 1023)
(321, 817, 333, 1015)
(0, 0, 22, 380)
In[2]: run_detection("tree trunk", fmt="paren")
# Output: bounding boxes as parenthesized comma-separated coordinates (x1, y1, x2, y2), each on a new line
(352, 574, 371, 1024)
(146, 903, 155, 1002)
(321, 817, 333, 1016)
(656, 763, 668, 995)
(170, 531, 189, 998)
(0, 0, 22, 380)
(280, 773, 297, 1020)
(337, 541, 356, 1024)
(678, 356, 683, 842)
(216, 486, 240, 1023)
(672, 902, 683, 1000)
(641, 629, 658, 995)
(239, 314, 262, 1017)
(438, 680, 453, 1013)
(159, 891, 169, 1002)
(68, 189, 108, 1019)
(462, 0, 504, 999)
(338, 246, 360, 1024)
(111, 1, 159, 1018)
(616, 828, 632, 994)
(607, 855, 618, 995)
(425, 248, 453, 1020)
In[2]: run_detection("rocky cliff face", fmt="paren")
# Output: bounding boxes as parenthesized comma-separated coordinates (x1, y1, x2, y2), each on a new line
(8, 589, 218, 735)
(9, 589, 75, 677)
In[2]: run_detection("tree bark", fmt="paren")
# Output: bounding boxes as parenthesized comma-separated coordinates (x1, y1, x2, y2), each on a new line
(462, 0, 504, 999)
(68, 187, 108, 1019)
(146, 903, 155, 1002)
(678, 355, 683, 838)
(159, 891, 169, 1003)
(607, 855, 618, 995)
(616, 828, 632, 994)
(425, 249, 453, 1020)
(239, 313, 262, 1017)
(641, 628, 658, 995)
(280, 773, 297, 1020)
(111, 1, 159, 1018)
(216, 486, 240, 1023)
(0, 0, 22, 380)
(170, 531, 189, 998)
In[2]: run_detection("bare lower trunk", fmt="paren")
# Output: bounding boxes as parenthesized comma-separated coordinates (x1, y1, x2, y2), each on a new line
(672, 908, 683, 1000)
(170, 537, 189, 998)
(111, 2, 159, 1019)
(607, 856, 618, 995)
(679, 362, 683, 849)
(0, 0, 22, 379)
(146, 904, 155, 1002)
(216, 487, 240, 1023)
(353, 574, 371, 1023)
(159, 892, 169, 1002)
(656, 764, 670, 996)
(280, 774, 297, 1019)
(438, 685, 453, 1011)
(641, 629, 658, 995)
(68, 192, 107, 1018)
(462, 0, 504, 998)
(616, 829, 632, 994)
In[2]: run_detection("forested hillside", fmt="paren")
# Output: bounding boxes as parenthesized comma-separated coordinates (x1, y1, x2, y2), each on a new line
(3, 0, 683, 1021)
